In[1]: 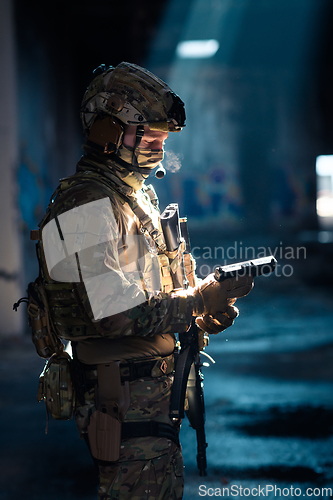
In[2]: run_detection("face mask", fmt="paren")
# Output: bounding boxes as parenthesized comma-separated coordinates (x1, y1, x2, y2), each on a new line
(117, 144, 164, 169)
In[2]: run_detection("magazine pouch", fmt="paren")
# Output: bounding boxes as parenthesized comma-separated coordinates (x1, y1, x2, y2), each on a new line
(37, 351, 75, 421)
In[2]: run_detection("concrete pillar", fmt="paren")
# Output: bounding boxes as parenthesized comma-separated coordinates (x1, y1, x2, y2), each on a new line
(0, 0, 23, 335)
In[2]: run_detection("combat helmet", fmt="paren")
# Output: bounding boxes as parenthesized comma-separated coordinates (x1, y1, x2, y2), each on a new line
(80, 62, 186, 159)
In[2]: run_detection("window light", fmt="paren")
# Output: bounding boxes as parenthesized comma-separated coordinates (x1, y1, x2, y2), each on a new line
(176, 39, 220, 59)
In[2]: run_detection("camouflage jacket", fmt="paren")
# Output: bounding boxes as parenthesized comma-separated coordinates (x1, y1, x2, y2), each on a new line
(36, 153, 195, 362)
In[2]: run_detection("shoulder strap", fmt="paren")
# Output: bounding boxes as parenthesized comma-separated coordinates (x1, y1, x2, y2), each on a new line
(143, 184, 159, 209)
(34, 167, 168, 255)
(129, 198, 166, 253)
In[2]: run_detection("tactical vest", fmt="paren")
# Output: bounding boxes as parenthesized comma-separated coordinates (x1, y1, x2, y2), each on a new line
(28, 166, 194, 357)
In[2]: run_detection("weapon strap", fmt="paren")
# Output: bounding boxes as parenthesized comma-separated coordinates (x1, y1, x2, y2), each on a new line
(169, 344, 194, 420)
(170, 319, 208, 475)
(170, 318, 199, 421)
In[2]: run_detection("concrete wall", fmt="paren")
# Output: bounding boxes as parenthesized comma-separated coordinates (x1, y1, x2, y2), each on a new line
(0, 0, 23, 335)
(147, 0, 331, 236)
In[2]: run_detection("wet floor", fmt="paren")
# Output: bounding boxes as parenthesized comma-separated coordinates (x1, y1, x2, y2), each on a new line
(1, 262, 333, 499)
(181, 271, 333, 499)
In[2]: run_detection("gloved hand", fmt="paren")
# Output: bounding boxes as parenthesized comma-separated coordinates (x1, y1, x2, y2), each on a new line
(196, 307, 239, 334)
(192, 274, 253, 318)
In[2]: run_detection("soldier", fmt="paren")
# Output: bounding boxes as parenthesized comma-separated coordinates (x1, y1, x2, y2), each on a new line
(32, 62, 253, 500)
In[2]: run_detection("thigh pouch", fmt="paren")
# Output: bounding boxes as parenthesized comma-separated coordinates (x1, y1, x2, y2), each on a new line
(86, 354, 177, 463)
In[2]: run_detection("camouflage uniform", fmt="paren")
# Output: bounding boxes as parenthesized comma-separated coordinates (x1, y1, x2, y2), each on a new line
(37, 151, 195, 500)
(30, 61, 251, 499)
(77, 371, 183, 500)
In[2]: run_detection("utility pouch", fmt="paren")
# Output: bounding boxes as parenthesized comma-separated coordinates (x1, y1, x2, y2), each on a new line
(27, 279, 64, 359)
(37, 351, 76, 422)
(87, 362, 130, 462)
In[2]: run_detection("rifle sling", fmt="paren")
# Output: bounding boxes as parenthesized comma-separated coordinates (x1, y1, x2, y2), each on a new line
(169, 344, 194, 420)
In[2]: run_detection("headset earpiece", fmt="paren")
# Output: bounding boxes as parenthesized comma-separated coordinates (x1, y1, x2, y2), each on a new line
(87, 116, 123, 154)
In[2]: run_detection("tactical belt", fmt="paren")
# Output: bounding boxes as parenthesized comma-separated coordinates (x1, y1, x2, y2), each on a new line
(84, 354, 174, 387)
(120, 354, 174, 381)
(121, 421, 179, 445)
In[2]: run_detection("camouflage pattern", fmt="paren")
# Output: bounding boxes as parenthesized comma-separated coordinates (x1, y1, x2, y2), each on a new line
(117, 143, 164, 169)
(81, 62, 186, 136)
(37, 154, 194, 343)
(37, 352, 75, 420)
(27, 278, 65, 358)
(98, 444, 183, 500)
(74, 379, 96, 438)
(76, 373, 177, 457)
(34, 150, 196, 499)
(75, 372, 183, 500)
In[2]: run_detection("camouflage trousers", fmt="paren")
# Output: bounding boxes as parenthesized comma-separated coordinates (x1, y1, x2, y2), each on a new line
(75, 371, 184, 500)
(98, 442, 183, 500)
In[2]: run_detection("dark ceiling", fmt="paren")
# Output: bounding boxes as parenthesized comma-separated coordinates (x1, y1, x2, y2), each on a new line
(14, 0, 333, 147)
(14, 0, 168, 108)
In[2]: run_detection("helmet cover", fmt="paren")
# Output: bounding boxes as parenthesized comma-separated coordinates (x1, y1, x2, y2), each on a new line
(81, 62, 186, 137)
